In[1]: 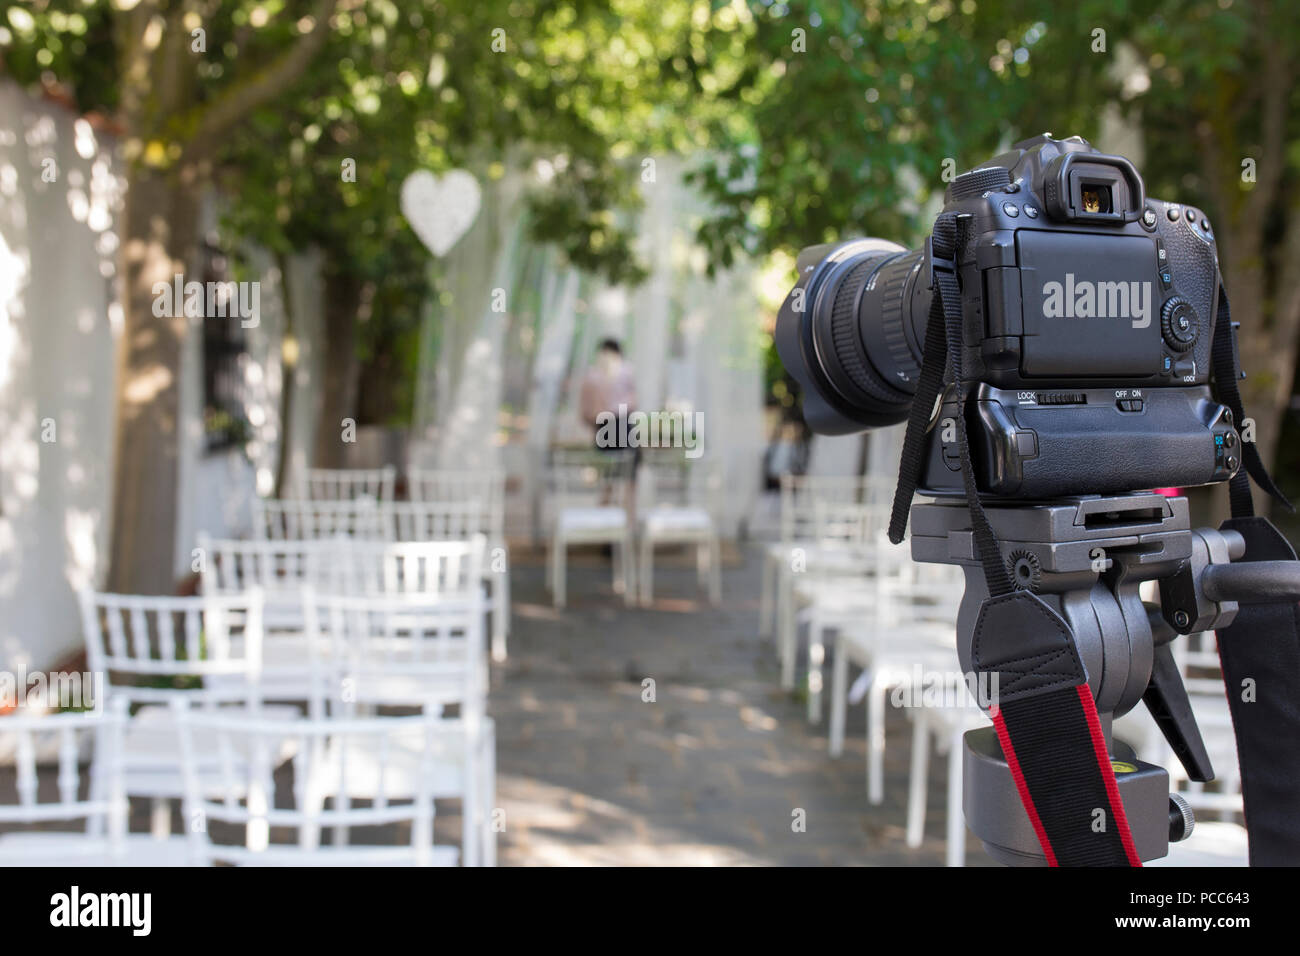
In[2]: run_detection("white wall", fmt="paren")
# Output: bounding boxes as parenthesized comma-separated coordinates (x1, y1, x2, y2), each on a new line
(0, 83, 325, 669)
(0, 82, 123, 672)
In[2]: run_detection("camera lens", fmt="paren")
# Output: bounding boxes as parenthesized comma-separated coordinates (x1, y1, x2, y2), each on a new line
(781, 239, 928, 430)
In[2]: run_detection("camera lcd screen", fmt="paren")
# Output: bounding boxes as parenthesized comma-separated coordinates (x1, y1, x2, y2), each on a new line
(1016, 232, 1163, 378)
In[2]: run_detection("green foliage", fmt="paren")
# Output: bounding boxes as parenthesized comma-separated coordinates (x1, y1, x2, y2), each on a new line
(695, 0, 1300, 264)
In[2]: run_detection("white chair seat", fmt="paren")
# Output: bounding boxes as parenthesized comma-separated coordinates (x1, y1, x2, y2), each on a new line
(0, 832, 191, 866)
(557, 506, 628, 532)
(321, 728, 483, 799)
(643, 506, 713, 534)
(120, 703, 300, 799)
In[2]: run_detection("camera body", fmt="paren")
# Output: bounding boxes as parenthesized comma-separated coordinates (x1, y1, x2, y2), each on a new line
(777, 133, 1242, 499)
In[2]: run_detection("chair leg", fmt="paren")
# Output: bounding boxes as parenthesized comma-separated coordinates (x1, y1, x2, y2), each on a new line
(947, 724, 966, 867)
(829, 636, 849, 758)
(779, 590, 797, 691)
(867, 677, 888, 805)
(640, 535, 653, 606)
(709, 536, 722, 606)
(463, 747, 480, 868)
(552, 535, 566, 609)
(491, 570, 509, 663)
(151, 798, 171, 839)
(483, 724, 497, 867)
(774, 564, 789, 659)
(621, 530, 636, 607)
(759, 553, 775, 636)
(906, 710, 930, 848)
(807, 616, 825, 725)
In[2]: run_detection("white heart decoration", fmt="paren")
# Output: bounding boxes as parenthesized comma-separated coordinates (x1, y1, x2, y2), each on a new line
(401, 169, 482, 257)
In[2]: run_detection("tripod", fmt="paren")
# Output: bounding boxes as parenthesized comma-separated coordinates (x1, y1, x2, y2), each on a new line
(910, 491, 1300, 865)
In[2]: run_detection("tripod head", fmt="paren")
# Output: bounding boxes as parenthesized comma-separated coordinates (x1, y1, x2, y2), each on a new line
(910, 491, 1300, 865)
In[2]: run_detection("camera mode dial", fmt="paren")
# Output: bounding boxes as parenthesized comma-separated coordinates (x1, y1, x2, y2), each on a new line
(1160, 297, 1199, 352)
(950, 166, 1012, 201)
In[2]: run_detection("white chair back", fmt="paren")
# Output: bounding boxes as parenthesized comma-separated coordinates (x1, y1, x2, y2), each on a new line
(78, 590, 265, 706)
(173, 703, 452, 866)
(198, 535, 333, 629)
(329, 538, 486, 600)
(251, 498, 391, 541)
(407, 469, 505, 537)
(548, 449, 634, 516)
(0, 707, 124, 829)
(388, 501, 495, 543)
(642, 459, 721, 516)
(780, 474, 894, 544)
(302, 589, 486, 714)
(296, 466, 396, 502)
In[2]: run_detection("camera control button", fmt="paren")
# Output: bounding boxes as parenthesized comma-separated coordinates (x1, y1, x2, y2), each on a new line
(1161, 297, 1199, 351)
(1023, 204, 1039, 218)
(1185, 209, 1197, 223)
(1142, 208, 1158, 230)
(1167, 205, 1181, 221)
(1224, 431, 1238, 449)
(1002, 202, 1020, 217)
(1015, 430, 1038, 458)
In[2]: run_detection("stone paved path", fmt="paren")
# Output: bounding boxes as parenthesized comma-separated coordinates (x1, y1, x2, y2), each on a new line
(491, 540, 993, 866)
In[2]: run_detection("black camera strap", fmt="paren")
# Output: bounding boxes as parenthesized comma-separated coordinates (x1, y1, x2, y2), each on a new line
(1209, 287, 1300, 866)
(890, 212, 1141, 866)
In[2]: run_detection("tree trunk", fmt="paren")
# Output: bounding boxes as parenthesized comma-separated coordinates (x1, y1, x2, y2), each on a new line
(313, 271, 363, 468)
(273, 250, 297, 497)
(106, 168, 200, 594)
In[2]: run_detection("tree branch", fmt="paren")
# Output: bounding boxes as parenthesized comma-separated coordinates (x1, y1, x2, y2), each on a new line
(182, 0, 340, 164)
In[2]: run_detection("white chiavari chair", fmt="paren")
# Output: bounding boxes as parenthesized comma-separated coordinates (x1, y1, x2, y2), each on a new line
(760, 474, 892, 641)
(173, 700, 458, 866)
(300, 583, 495, 866)
(545, 449, 637, 609)
(388, 501, 509, 662)
(77, 589, 285, 841)
(296, 466, 396, 502)
(637, 459, 722, 606)
(197, 535, 341, 699)
(0, 703, 178, 865)
(250, 498, 392, 541)
(779, 498, 892, 716)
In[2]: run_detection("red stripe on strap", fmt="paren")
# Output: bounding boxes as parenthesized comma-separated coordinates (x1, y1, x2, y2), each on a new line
(991, 709, 1058, 867)
(1076, 685, 1143, 867)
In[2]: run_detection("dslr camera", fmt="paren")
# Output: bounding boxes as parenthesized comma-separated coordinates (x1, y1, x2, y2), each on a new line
(776, 133, 1240, 498)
